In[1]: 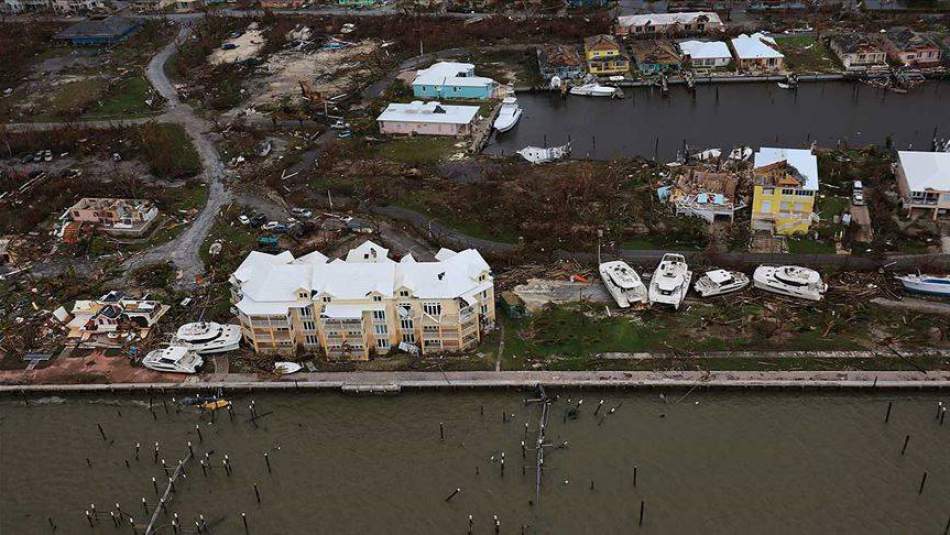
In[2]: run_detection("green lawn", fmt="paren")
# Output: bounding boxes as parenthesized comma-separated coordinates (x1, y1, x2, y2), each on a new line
(370, 137, 462, 166)
(774, 36, 842, 74)
(394, 190, 520, 243)
(787, 237, 836, 254)
(84, 77, 156, 119)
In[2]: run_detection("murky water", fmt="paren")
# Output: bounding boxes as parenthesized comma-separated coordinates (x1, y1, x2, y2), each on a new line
(2, 391, 949, 534)
(487, 81, 950, 161)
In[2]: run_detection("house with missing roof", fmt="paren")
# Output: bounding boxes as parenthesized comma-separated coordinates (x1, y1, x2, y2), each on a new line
(615, 12, 723, 38)
(64, 290, 169, 347)
(751, 147, 820, 235)
(670, 168, 746, 224)
(678, 40, 732, 70)
(895, 151, 950, 221)
(629, 40, 682, 75)
(63, 197, 160, 238)
(826, 33, 887, 73)
(377, 101, 480, 137)
(730, 33, 784, 73)
(53, 16, 141, 44)
(537, 44, 586, 81)
(412, 62, 498, 100)
(230, 241, 496, 360)
(880, 28, 942, 68)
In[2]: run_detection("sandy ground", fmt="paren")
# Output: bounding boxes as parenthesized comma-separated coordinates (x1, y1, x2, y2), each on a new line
(209, 28, 266, 66)
(0, 351, 186, 385)
(247, 40, 379, 109)
(514, 278, 611, 312)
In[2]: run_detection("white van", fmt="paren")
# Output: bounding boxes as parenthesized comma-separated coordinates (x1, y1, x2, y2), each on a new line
(852, 180, 865, 206)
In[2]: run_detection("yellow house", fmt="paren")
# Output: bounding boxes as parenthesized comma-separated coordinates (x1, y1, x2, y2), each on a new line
(584, 34, 630, 76)
(751, 147, 819, 236)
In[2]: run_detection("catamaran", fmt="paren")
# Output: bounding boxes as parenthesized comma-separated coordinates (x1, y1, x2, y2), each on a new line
(694, 269, 750, 297)
(173, 322, 242, 354)
(599, 260, 648, 308)
(753, 265, 827, 301)
(142, 347, 204, 374)
(648, 254, 693, 310)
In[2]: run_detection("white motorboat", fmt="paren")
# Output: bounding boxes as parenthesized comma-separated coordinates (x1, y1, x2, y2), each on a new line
(517, 142, 571, 164)
(173, 322, 242, 354)
(599, 260, 648, 308)
(648, 253, 693, 310)
(694, 269, 750, 297)
(569, 83, 618, 97)
(753, 265, 827, 301)
(895, 274, 950, 297)
(493, 97, 523, 133)
(275, 362, 303, 375)
(142, 347, 204, 374)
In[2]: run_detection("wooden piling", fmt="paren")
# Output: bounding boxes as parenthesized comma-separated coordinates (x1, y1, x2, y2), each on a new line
(97, 423, 107, 441)
(901, 435, 910, 455)
(264, 453, 271, 473)
(444, 488, 461, 502)
(439, 422, 444, 441)
(885, 401, 893, 423)
(242, 513, 248, 534)
(919, 472, 928, 495)
(253, 483, 261, 503)
(639, 500, 645, 527)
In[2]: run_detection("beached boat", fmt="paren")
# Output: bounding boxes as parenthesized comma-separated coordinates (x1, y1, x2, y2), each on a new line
(493, 97, 523, 133)
(753, 265, 827, 301)
(648, 254, 693, 310)
(895, 274, 950, 297)
(517, 142, 571, 164)
(174, 322, 242, 354)
(569, 83, 618, 97)
(694, 269, 750, 297)
(142, 347, 203, 374)
(599, 260, 648, 308)
(275, 362, 303, 375)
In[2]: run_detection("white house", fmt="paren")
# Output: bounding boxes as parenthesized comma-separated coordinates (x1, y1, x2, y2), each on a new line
(231, 240, 496, 359)
(895, 151, 950, 220)
(730, 33, 785, 73)
(377, 101, 480, 137)
(678, 40, 733, 69)
(615, 12, 723, 37)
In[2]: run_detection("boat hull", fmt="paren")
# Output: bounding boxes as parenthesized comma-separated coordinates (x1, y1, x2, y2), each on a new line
(752, 274, 824, 301)
(897, 277, 950, 297)
(494, 108, 522, 133)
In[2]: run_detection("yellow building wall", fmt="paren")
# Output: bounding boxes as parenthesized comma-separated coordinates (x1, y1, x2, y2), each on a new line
(751, 185, 816, 236)
(585, 47, 619, 61)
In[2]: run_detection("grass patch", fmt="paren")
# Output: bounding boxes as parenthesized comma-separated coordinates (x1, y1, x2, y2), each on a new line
(394, 189, 520, 243)
(370, 137, 461, 166)
(775, 35, 841, 74)
(136, 123, 202, 179)
(787, 237, 836, 254)
(45, 79, 107, 118)
(84, 77, 156, 119)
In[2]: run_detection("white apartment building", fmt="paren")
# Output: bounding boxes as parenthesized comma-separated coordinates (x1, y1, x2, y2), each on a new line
(230, 241, 496, 360)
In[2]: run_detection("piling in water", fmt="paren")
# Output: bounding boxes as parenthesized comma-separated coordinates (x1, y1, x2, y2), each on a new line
(901, 435, 910, 455)
(885, 401, 893, 423)
(919, 472, 928, 495)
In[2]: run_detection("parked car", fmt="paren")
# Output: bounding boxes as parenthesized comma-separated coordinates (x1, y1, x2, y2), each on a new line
(262, 221, 280, 231)
(271, 224, 289, 234)
(330, 119, 350, 130)
(249, 215, 267, 228)
(221, 43, 239, 50)
(290, 207, 313, 218)
(238, 214, 251, 225)
(336, 129, 352, 139)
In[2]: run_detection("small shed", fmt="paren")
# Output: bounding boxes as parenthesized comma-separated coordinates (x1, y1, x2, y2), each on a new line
(54, 17, 142, 46)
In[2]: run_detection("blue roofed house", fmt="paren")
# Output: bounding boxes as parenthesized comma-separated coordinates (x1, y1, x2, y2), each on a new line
(53, 16, 142, 45)
(412, 62, 498, 100)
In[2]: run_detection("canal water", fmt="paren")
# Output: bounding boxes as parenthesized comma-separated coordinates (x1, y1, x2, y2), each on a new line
(487, 81, 950, 161)
(2, 391, 949, 534)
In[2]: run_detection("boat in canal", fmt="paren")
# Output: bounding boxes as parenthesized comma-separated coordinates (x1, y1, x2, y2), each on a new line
(753, 265, 827, 301)
(895, 273, 950, 296)
(569, 83, 618, 98)
(174, 322, 242, 354)
(599, 260, 648, 308)
(493, 97, 523, 133)
(648, 253, 693, 310)
(694, 269, 750, 297)
(142, 346, 204, 374)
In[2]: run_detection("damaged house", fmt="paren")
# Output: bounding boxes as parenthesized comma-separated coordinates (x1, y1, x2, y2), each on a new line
(537, 44, 586, 81)
(629, 40, 682, 75)
(730, 33, 784, 73)
(669, 168, 747, 224)
(880, 28, 942, 68)
(751, 147, 819, 236)
(826, 33, 888, 73)
(64, 290, 169, 348)
(615, 12, 723, 38)
(63, 197, 160, 239)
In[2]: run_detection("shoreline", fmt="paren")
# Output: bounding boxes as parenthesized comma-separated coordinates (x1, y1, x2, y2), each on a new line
(4, 370, 950, 393)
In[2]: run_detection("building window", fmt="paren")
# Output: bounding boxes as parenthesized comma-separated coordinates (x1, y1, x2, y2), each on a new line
(481, 304, 489, 315)
(423, 325, 439, 334)
(377, 338, 390, 349)
(423, 302, 442, 316)
(303, 320, 316, 332)
(322, 296, 332, 303)
(299, 307, 312, 318)
(762, 188, 774, 195)
(400, 318, 414, 330)
(305, 335, 318, 346)
(374, 324, 388, 336)
(402, 333, 416, 344)
(372, 310, 386, 321)
(372, 295, 382, 302)
(399, 290, 410, 297)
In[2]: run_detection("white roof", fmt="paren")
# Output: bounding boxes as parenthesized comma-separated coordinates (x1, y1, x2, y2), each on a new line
(377, 101, 480, 126)
(731, 33, 784, 60)
(898, 151, 950, 191)
(618, 11, 721, 27)
(345, 240, 392, 263)
(322, 303, 384, 319)
(679, 40, 732, 60)
(234, 240, 492, 317)
(413, 61, 496, 88)
(233, 250, 295, 284)
(754, 147, 819, 190)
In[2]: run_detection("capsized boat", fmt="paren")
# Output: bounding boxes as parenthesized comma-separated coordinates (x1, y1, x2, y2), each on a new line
(648, 253, 693, 310)
(517, 142, 571, 164)
(200, 399, 231, 412)
(493, 97, 523, 133)
(142, 346, 203, 374)
(895, 274, 950, 297)
(599, 260, 648, 308)
(753, 265, 827, 301)
(694, 269, 750, 297)
(569, 83, 618, 97)
(174, 322, 242, 354)
(275, 362, 303, 375)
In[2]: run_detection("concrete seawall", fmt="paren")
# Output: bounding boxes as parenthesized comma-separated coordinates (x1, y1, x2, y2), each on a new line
(3, 370, 950, 393)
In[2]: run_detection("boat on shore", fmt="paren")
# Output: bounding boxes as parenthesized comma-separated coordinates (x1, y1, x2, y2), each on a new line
(753, 265, 827, 301)
(493, 97, 523, 133)
(569, 83, 619, 98)
(895, 274, 950, 296)
(517, 142, 571, 164)
(599, 260, 648, 308)
(142, 347, 203, 374)
(694, 269, 750, 297)
(173, 322, 242, 354)
(648, 253, 693, 310)
(275, 362, 303, 375)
